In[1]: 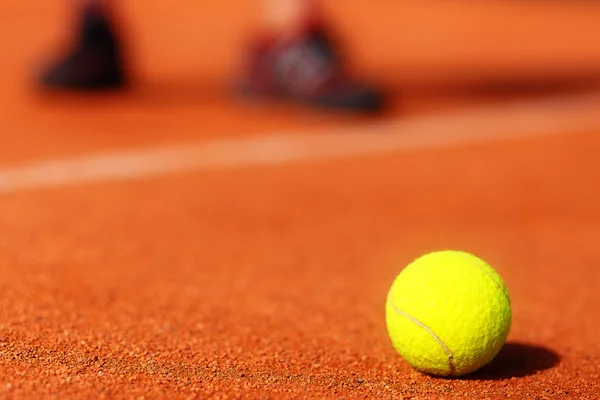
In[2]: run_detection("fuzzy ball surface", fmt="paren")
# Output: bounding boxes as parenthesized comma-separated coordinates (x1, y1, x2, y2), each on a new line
(386, 250, 512, 376)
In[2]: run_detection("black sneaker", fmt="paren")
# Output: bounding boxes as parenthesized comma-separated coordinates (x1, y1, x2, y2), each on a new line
(39, 9, 127, 90)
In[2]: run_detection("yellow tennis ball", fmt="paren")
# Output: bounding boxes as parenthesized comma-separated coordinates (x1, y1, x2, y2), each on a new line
(385, 250, 512, 376)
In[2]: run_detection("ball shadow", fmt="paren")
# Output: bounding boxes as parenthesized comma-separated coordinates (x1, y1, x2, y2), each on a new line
(465, 342, 560, 380)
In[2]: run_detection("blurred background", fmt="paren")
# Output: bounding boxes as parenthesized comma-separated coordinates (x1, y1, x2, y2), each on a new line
(9, 1, 600, 100)
(2, 0, 599, 166)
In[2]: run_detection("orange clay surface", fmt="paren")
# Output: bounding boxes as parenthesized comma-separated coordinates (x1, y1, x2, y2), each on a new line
(1, 1, 600, 399)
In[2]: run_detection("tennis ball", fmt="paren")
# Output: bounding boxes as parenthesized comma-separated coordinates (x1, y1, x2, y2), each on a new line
(385, 250, 512, 377)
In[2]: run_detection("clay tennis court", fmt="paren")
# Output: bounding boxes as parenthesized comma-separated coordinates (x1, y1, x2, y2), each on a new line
(1, 1, 600, 398)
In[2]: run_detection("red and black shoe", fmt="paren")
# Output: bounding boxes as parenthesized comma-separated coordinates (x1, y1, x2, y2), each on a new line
(39, 8, 127, 90)
(237, 25, 385, 113)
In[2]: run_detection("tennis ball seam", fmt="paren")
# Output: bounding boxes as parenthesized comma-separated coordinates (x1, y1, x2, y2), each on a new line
(458, 252, 511, 304)
(387, 291, 456, 375)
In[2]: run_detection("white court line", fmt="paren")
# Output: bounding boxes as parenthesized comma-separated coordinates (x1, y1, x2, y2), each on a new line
(1, 93, 600, 194)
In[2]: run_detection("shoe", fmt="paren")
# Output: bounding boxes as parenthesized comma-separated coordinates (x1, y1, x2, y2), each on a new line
(39, 9, 127, 90)
(237, 25, 385, 112)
